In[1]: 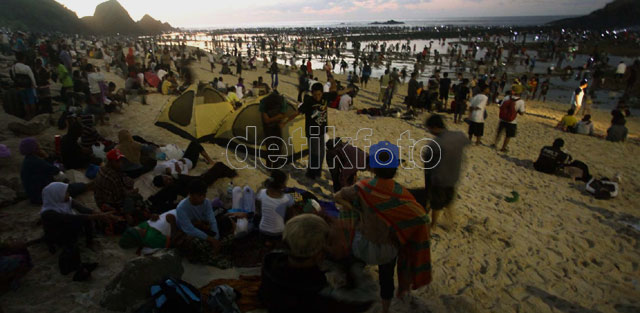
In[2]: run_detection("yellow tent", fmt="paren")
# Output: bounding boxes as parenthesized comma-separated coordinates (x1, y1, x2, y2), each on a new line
(156, 85, 308, 159)
(155, 84, 234, 141)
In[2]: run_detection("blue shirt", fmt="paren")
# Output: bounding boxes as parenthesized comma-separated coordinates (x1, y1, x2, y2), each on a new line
(176, 198, 219, 240)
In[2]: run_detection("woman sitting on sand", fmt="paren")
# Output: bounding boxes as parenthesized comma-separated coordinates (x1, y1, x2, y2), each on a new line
(575, 115, 595, 136)
(40, 182, 120, 281)
(606, 112, 628, 143)
(257, 170, 295, 247)
(116, 129, 157, 178)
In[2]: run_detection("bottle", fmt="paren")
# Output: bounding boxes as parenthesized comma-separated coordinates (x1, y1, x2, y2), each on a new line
(227, 182, 234, 197)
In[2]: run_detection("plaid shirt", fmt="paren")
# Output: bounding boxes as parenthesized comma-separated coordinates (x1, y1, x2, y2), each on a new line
(93, 165, 134, 209)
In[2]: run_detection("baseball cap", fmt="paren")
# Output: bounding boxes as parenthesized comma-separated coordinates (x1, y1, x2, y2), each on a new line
(106, 149, 124, 161)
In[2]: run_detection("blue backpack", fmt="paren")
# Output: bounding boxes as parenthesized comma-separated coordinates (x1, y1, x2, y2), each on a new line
(136, 278, 202, 313)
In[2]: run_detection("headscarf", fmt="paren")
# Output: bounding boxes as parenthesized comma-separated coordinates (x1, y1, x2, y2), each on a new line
(0, 144, 10, 158)
(19, 138, 38, 156)
(119, 227, 144, 249)
(116, 130, 141, 165)
(40, 182, 72, 215)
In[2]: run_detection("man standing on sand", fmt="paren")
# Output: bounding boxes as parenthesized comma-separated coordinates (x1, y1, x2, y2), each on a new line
(468, 86, 489, 145)
(293, 83, 352, 180)
(572, 79, 588, 115)
(423, 114, 469, 229)
(493, 85, 526, 152)
(439, 72, 452, 108)
(378, 69, 390, 102)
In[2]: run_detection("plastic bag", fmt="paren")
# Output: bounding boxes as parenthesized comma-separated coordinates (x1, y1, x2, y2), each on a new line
(92, 143, 106, 161)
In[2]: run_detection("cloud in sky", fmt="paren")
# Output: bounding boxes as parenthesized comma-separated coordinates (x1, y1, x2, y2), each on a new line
(55, 0, 611, 27)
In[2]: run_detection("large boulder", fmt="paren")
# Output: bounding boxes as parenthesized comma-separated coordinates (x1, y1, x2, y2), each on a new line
(100, 250, 184, 311)
(7, 114, 51, 136)
(0, 185, 17, 208)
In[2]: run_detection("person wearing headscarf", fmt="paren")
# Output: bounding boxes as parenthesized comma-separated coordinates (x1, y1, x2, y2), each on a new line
(115, 129, 156, 178)
(20, 138, 61, 204)
(40, 182, 118, 280)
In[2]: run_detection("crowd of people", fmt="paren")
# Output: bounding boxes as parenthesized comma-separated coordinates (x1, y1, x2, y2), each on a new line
(0, 25, 637, 313)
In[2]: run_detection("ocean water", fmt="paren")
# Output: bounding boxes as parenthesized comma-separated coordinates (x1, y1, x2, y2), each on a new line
(188, 16, 576, 30)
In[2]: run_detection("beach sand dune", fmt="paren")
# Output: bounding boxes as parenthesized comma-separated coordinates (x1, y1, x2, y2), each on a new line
(0, 57, 638, 313)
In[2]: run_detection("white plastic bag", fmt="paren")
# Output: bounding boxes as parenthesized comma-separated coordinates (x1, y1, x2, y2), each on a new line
(92, 143, 106, 161)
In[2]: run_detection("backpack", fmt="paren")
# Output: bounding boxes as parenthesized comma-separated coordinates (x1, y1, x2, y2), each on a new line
(585, 178, 618, 200)
(207, 285, 241, 313)
(499, 97, 520, 122)
(136, 278, 202, 313)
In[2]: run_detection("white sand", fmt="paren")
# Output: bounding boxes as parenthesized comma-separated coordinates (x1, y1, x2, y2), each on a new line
(0, 56, 639, 313)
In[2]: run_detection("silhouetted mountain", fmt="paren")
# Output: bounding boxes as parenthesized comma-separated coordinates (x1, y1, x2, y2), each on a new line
(0, 0, 83, 33)
(137, 14, 175, 34)
(0, 0, 174, 35)
(81, 0, 140, 35)
(550, 0, 640, 29)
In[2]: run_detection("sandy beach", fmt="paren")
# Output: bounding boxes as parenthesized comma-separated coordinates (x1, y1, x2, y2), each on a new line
(0, 54, 639, 313)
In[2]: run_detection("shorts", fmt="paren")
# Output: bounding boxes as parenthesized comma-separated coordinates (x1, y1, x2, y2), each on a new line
(439, 90, 449, 101)
(427, 185, 455, 211)
(18, 89, 37, 106)
(468, 121, 484, 137)
(454, 101, 467, 114)
(498, 121, 517, 138)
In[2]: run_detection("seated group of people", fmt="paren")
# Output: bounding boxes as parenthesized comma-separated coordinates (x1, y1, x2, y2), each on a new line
(556, 107, 628, 143)
(118, 150, 432, 313)
(20, 125, 230, 279)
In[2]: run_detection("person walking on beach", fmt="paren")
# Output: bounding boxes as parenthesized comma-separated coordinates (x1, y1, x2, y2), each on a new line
(423, 114, 469, 230)
(236, 53, 243, 77)
(493, 85, 526, 152)
(407, 72, 419, 113)
(453, 79, 470, 124)
(572, 79, 588, 115)
(270, 56, 279, 90)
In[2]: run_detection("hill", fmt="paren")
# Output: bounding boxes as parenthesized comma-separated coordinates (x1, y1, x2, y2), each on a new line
(137, 14, 175, 34)
(81, 0, 139, 35)
(0, 0, 83, 33)
(0, 0, 174, 35)
(550, 0, 640, 29)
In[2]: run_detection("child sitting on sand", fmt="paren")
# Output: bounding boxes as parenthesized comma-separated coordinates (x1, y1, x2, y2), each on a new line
(257, 170, 294, 247)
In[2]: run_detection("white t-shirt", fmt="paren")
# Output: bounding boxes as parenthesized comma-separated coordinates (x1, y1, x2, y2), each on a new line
(87, 72, 105, 94)
(157, 69, 168, 81)
(469, 94, 488, 123)
(501, 95, 525, 124)
(154, 159, 193, 177)
(147, 209, 176, 237)
(217, 81, 226, 90)
(11, 63, 36, 87)
(323, 82, 331, 93)
(339, 94, 352, 111)
(616, 63, 626, 75)
(257, 189, 294, 235)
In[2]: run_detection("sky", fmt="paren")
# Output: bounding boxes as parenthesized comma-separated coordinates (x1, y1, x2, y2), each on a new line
(55, 0, 611, 28)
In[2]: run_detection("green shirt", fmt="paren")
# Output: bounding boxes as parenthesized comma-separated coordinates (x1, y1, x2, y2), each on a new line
(57, 64, 73, 88)
(139, 222, 168, 249)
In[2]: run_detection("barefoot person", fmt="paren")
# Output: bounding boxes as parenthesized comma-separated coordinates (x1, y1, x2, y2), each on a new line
(423, 114, 469, 229)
